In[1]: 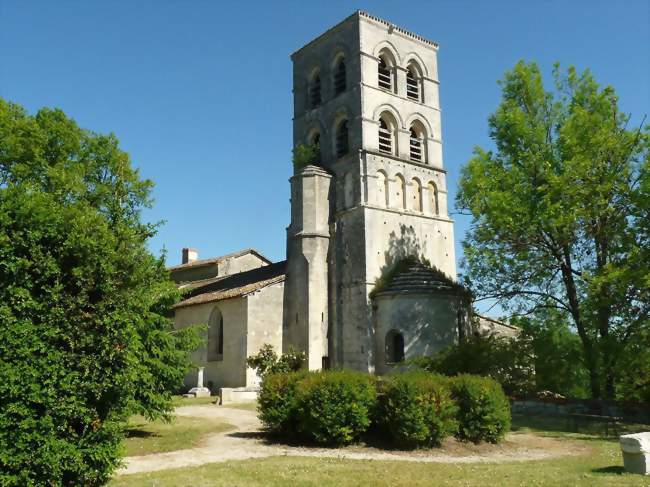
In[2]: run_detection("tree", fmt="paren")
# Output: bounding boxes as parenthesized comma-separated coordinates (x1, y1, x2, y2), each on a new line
(0, 98, 201, 485)
(413, 333, 536, 397)
(457, 62, 649, 399)
(511, 310, 590, 398)
(246, 343, 306, 379)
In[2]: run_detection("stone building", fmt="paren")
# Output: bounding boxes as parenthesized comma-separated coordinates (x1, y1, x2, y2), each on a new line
(171, 11, 471, 392)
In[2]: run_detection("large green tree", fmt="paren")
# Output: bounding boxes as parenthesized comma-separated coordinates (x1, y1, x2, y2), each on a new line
(0, 98, 201, 485)
(457, 62, 649, 399)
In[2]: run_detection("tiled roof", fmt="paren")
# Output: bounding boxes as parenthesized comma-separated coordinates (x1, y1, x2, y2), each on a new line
(373, 259, 469, 297)
(167, 248, 271, 271)
(174, 261, 286, 308)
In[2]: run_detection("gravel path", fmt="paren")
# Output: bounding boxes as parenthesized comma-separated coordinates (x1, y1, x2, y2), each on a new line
(119, 405, 583, 476)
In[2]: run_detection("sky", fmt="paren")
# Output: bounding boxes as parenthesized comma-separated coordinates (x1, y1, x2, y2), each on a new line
(1, 1, 649, 284)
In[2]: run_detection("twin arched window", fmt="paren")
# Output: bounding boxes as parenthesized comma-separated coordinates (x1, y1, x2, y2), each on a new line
(307, 55, 347, 110)
(376, 50, 424, 102)
(208, 307, 224, 362)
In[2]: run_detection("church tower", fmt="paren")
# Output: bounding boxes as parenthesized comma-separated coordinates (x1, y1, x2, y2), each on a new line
(285, 11, 458, 372)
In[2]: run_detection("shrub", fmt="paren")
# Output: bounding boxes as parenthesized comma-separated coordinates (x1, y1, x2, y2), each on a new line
(257, 370, 306, 437)
(247, 344, 306, 379)
(450, 375, 511, 443)
(295, 370, 376, 445)
(377, 371, 457, 448)
(292, 143, 320, 169)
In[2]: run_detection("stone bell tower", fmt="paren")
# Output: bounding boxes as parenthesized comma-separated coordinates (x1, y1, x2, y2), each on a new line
(285, 11, 457, 372)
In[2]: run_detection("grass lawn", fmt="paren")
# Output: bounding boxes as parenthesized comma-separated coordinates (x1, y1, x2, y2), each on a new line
(112, 414, 650, 486)
(123, 414, 233, 456)
(171, 395, 219, 407)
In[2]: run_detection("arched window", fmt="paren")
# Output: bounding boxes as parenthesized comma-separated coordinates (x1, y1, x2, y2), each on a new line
(379, 119, 392, 154)
(411, 178, 422, 212)
(385, 329, 405, 364)
(394, 173, 406, 210)
(208, 307, 224, 361)
(428, 181, 439, 215)
(377, 55, 394, 92)
(335, 119, 349, 157)
(334, 58, 346, 95)
(378, 112, 398, 156)
(409, 121, 427, 163)
(376, 170, 389, 207)
(308, 71, 321, 109)
(406, 62, 423, 101)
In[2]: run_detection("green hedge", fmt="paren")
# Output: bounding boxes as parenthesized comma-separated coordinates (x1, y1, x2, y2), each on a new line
(450, 374, 511, 443)
(257, 370, 307, 437)
(296, 370, 376, 445)
(257, 370, 510, 447)
(378, 371, 457, 448)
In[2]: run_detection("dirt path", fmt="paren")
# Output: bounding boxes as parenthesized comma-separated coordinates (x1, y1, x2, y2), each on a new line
(119, 405, 586, 476)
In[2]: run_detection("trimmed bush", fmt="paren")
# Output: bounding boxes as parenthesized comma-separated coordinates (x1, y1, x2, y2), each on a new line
(295, 370, 376, 445)
(257, 370, 307, 437)
(377, 371, 458, 448)
(450, 374, 511, 443)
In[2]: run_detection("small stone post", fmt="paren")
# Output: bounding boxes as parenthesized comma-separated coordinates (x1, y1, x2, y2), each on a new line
(188, 366, 211, 398)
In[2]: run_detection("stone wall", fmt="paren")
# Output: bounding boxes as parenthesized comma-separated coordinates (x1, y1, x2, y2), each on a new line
(246, 281, 285, 386)
(373, 293, 460, 374)
(511, 399, 650, 424)
(174, 298, 248, 390)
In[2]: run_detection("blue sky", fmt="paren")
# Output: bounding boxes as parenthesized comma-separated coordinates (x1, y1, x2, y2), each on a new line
(1, 0, 649, 280)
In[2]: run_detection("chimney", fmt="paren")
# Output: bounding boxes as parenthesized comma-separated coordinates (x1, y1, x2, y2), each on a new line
(182, 247, 198, 264)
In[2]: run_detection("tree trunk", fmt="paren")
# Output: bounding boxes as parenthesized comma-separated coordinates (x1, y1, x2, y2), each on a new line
(560, 246, 601, 398)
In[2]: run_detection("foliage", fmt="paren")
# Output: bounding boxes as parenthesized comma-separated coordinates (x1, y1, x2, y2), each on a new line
(0, 98, 201, 486)
(257, 371, 307, 437)
(377, 371, 457, 448)
(456, 61, 650, 399)
(414, 333, 535, 396)
(449, 375, 511, 443)
(511, 311, 591, 398)
(292, 143, 320, 169)
(246, 343, 306, 378)
(295, 370, 377, 445)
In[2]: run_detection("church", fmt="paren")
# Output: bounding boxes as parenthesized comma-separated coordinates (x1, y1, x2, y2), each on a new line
(170, 11, 472, 392)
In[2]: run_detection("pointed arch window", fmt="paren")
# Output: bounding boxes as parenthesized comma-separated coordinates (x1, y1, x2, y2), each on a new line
(309, 72, 322, 109)
(334, 58, 346, 95)
(336, 120, 349, 158)
(208, 307, 224, 362)
(386, 329, 405, 364)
